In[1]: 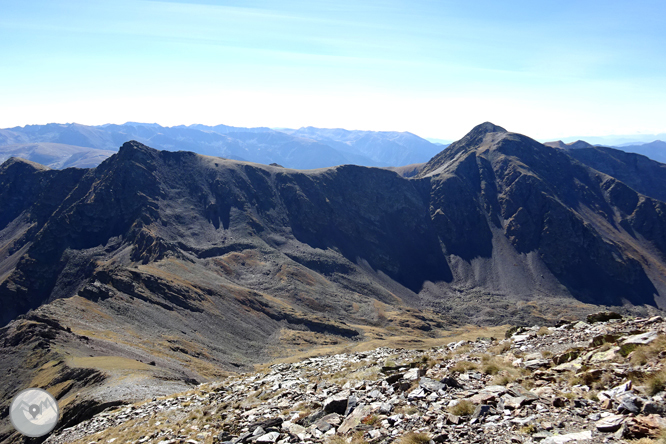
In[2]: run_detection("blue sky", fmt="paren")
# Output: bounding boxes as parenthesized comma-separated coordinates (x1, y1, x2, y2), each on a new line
(0, 0, 665, 140)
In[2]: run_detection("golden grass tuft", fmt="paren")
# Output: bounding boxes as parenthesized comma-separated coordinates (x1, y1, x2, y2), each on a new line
(450, 360, 477, 373)
(397, 432, 431, 444)
(448, 399, 475, 416)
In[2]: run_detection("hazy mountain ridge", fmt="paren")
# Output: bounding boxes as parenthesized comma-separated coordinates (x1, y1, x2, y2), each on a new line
(0, 122, 444, 170)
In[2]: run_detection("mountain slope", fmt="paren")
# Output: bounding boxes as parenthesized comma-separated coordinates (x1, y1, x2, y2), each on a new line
(0, 143, 114, 169)
(552, 144, 666, 203)
(614, 140, 666, 164)
(2, 124, 666, 440)
(283, 126, 442, 166)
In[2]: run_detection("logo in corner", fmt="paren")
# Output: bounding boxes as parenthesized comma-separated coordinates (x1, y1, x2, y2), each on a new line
(10, 388, 59, 437)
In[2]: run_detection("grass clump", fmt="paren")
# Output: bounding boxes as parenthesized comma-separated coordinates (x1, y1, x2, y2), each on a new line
(537, 327, 551, 336)
(448, 399, 475, 416)
(397, 432, 431, 444)
(489, 341, 511, 355)
(482, 362, 501, 375)
(645, 370, 666, 396)
(520, 424, 537, 434)
(450, 360, 477, 373)
(361, 414, 380, 426)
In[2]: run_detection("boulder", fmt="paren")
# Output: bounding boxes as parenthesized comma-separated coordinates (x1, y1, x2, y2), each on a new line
(587, 312, 622, 323)
(323, 391, 349, 415)
(419, 377, 445, 392)
(596, 414, 625, 432)
(622, 331, 658, 345)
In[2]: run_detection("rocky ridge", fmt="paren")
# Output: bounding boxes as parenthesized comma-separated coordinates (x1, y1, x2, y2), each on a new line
(45, 314, 666, 444)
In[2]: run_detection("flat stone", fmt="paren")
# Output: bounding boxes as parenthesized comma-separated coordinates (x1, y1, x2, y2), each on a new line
(338, 405, 372, 434)
(541, 430, 592, 443)
(255, 432, 280, 443)
(408, 387, 427, 399)
(552, 360, 582, 372)
(502, 395, 526, 410)
(512, 334, 530, 342)
(523, 359, 550, 370)
(596, 414, 625, 432)
(482, 385, 508, 395)
(403, 368, 423, 381)
(589, 346, 620, 363)
(622, 331, 658, 345)
(420, 377, 445, 392)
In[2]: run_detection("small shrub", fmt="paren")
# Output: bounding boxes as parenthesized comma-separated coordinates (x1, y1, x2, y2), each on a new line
(361, 414, 380, 426)
(537, 327, 550, 336)
(448, 399, 475, 416)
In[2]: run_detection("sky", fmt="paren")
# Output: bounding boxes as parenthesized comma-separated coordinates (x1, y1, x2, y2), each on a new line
(0, 0, 665, 140)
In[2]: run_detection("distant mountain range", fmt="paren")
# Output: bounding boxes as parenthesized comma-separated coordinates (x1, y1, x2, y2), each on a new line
(0, 122, 445, 170)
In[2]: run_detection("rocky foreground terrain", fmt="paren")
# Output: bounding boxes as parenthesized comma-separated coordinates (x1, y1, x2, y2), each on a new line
(44, 313, 666, 444)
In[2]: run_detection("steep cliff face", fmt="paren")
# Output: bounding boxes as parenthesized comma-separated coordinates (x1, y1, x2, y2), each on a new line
(419, 123, 666, 307)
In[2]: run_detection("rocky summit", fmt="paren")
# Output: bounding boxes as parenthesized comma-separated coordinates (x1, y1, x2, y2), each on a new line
(2, 122, 666, 442)
(43, 314, 666, 444)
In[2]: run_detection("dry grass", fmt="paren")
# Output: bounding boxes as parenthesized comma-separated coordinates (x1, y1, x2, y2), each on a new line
(629, 335, 666, 366)
(448, 399, 475, 416)
(397, 432, 431, 444)
(489, 342, 511, 355)
(520, 424, 537, 434)
(450, 360, 477, 373)
(537, 327, 551, 336)
(644, 370, 666, 396)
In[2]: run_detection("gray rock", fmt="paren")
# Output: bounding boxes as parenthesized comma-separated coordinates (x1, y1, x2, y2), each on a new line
(471, 404, 493, 420)
(622, 331, 658, 345)
(523, 359, 551, 370)
(596, 414, 625, 432)
(323, 390, 349, 414)
(419, 377, 445, 392)
(255, 432, 280, 443)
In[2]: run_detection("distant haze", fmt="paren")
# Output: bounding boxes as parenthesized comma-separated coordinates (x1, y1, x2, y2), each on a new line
(1, 1, 665, 140)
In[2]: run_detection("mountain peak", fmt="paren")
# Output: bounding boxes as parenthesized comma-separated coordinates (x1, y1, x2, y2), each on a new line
(0, 156, 49, 172)
(469, 122, 507, 136)
(567, 140, 594, 149)
(119, 140, 152, 152)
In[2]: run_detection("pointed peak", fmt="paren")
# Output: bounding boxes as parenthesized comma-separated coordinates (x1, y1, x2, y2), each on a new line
(119, 140, 152, 152)
(469, 122, 507, 136)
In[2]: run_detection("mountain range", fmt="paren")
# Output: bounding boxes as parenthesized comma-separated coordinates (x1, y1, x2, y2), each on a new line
(0, 123, 444, 170)
(1, 122, 666, 441)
